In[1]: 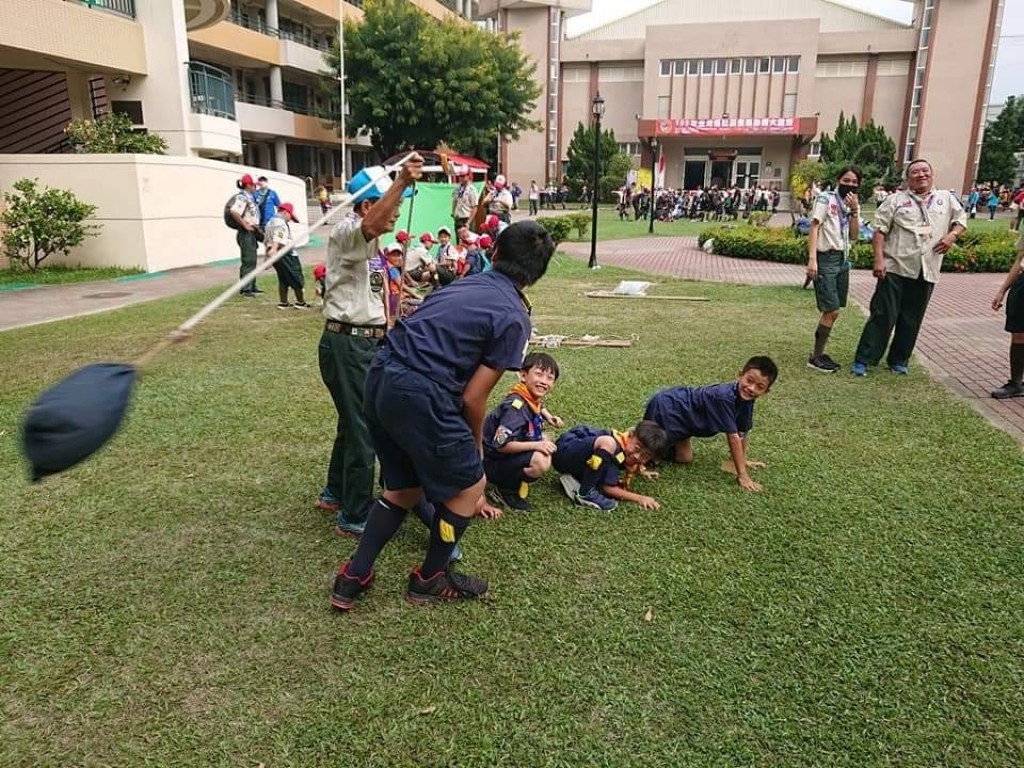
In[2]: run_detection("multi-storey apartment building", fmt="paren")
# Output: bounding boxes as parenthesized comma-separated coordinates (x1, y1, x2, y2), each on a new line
(480, 0, 1006, 198)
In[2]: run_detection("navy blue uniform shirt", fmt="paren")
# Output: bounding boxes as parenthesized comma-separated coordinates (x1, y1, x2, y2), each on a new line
(382, 270, 532, 395)
(483, 392, 544, 460)
(645, 382, 754, 440)
(553, 425, 627, 488)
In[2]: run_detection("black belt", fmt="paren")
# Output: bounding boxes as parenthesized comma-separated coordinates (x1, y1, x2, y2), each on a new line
(325, 320, 386, 339)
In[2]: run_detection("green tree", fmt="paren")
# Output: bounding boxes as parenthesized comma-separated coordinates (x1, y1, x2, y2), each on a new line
(564, 122, 629, 201)
(978, 96, 1023, 186)
(321, 0, 540, 161)
(65, 112, 168, 154)
(790, 158, 828, 205)
(2, 179, 100, 271)
(819, 112, 899, 197)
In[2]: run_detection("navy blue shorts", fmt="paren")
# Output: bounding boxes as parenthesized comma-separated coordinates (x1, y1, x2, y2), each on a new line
(552, 426, 599, 478)
(364, 356, 484, 502)
(483, 451, 534, 488)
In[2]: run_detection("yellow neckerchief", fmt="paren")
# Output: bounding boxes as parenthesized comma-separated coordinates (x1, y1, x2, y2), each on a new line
(509, 382, 541, 414)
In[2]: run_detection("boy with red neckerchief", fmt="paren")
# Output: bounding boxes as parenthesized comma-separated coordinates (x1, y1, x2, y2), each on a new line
(483, 353, 563, 512)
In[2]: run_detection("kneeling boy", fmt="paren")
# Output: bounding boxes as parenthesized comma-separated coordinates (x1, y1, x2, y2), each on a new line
(644, 356, 777, 492)
(483, 352, 563, 511)
(553, 421, 668, 511)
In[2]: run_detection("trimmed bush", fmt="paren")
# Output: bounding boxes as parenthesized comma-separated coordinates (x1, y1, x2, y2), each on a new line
(700, 225, 1019, 273)
(536, 215, 573, 244)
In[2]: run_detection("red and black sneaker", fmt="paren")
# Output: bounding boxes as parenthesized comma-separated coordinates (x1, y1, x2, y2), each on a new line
(406, 565, 488, 605)
(330, 563, 374, 612)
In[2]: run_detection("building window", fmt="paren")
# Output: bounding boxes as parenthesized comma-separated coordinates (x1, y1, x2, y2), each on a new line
(772, 56, 785, 73)
(759, 57, 771, 74)
(744, 57, 757, 74)
(783, 93, 797, 118)
(716, 58, 727, 75)
(702, 58, 714, 74)
(660, 59, 671, 77)
(658, 95, 670, 119)
(808, 141, 821, 157)
(673, 59, 685, 75)
(816, 60, 869, 78)
(731, 58, 742, 74)
(687, 59, 700, 76)
(617, 142, 641, 156)
(787, 56, 800, 73)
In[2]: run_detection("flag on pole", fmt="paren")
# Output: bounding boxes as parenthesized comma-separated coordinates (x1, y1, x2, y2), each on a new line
(656, 147, 666, 188)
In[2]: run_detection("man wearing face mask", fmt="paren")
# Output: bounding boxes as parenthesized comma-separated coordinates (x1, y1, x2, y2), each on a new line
(316, 155, 423, 534)
(806, 165, 862, 373)
(851, 158, 967, 377)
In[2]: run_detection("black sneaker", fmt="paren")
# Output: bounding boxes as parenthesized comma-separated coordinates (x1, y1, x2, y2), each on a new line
(251, 288, 265, 294)
(330, 563, 374, 611)
(486, 484, 530, 512)
(991, 380, 1024, 399)
(821, 353, 841, 370)
(276, 302, 292, 310)
(807, 354, 839, 373)
(406, 565, 488, 605)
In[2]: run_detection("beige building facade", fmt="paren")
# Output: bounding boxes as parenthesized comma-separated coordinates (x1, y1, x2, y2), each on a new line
(481, 0, 1007, 198)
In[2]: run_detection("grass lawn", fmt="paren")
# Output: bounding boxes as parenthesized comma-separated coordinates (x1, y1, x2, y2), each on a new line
(0, 265, 145, 287)
(2, 257, 1023, 766)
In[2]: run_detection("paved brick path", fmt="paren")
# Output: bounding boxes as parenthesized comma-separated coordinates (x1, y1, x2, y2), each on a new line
(561, 237, 1024, 444)
(2, 233, 1021, 443)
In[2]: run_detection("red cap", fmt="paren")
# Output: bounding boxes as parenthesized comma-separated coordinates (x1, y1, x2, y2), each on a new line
(239, 174, 255, 187)
(277, 202, 300, 222)
(420, 232, 435, 244)
(478, 234, 493, 248)
(482, 214, 500, 232)
(313, 264, 326, 280)
(396, 230, 410, 243)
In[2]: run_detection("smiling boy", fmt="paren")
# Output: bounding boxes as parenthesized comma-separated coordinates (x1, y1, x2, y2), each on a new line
(643, 356, 778, 492)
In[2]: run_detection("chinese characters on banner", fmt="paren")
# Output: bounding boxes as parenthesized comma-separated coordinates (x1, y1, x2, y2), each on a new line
(655, 117, 801, 136)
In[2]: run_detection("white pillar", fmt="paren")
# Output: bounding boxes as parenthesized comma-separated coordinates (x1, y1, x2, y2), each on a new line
(269, 66, 283, 108)
(275, 138, 288, 173)
(265, 0, 279, 30)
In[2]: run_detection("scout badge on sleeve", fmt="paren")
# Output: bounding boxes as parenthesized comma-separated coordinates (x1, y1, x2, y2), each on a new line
(20, 153, 419, 481)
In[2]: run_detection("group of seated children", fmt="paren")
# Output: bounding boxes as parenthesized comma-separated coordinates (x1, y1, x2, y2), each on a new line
(482, 353, 779, 512)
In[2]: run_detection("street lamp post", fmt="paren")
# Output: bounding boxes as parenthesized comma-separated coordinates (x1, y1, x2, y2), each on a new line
(648, 136, 658, 234)
(588, 91, 605, 270)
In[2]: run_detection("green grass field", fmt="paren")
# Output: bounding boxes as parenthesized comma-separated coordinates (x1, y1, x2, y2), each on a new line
(1, 257, 1023, 767)
(0, 264, 144, 287)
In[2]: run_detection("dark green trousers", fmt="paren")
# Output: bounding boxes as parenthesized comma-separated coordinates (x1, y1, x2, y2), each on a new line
(854, 273, 935, 368)
(318, 331, 378, 523)
(237, 230, 258, 293)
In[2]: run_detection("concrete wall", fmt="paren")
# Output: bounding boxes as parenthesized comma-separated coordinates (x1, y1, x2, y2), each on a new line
(0, 155, 308, 273)
(505, 7, 550, 186)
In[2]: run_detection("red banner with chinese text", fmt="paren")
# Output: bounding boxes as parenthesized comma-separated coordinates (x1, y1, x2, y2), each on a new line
(654, 118, 801, 136)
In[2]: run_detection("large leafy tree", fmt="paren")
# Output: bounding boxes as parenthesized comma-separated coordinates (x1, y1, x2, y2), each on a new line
(321, 0, 540, 161)
(564, 122, 628, 200)
(977, 96, 1023, 186)
(819, 112, 901, 196)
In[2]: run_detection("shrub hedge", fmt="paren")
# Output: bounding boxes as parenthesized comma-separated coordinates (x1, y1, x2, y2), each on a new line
(536, 214, 592, 243)
(698, 225, 1020, 273)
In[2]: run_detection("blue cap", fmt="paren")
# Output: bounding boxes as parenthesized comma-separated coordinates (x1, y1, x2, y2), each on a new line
(346, 166, 414, 205)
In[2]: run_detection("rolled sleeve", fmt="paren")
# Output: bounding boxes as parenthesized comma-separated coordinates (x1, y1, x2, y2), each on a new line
(874, 196, 895, 235)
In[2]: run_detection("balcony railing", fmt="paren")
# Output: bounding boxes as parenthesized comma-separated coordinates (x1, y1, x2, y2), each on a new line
(238, 91, 322, 117)
(188, 62, 237, 120)
(228, 10, 335, 52)
(68, 0, 135, 19)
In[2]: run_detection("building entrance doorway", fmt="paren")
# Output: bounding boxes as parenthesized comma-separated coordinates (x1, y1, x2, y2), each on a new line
(734, 156, 762, 189)
(709, 160, 732, 188)
(684, 160, 706, 190)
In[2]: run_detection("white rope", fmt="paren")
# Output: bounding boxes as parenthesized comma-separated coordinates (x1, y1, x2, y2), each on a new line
(531, 333, 640, 348)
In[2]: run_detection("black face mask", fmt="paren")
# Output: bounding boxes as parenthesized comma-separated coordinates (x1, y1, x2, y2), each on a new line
(838, 184, 859, 200)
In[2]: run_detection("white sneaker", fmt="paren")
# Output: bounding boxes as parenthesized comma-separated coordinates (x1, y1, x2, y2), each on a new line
(558, 473, 580, 500)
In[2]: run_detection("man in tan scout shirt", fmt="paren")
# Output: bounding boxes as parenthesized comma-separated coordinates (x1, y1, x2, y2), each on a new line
(851, 159, 966, 377)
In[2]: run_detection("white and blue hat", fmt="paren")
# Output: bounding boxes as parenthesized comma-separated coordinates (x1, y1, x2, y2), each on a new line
(346, 166, 415, 205)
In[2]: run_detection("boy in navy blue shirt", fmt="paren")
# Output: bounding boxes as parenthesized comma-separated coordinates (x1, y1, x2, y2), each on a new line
(483, 352, 564, 512)
(553, 421, 668, 511)
(330, 221, 555, 610)
(643, 356, 778, 492)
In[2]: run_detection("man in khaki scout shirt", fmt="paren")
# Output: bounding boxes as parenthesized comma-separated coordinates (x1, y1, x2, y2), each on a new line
(451, 170, 479, 230)
(317, 155, 423, 534)
(851, 159, 967, 376)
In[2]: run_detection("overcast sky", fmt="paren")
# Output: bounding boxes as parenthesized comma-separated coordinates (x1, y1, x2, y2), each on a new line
(566, 0, 1023, 105)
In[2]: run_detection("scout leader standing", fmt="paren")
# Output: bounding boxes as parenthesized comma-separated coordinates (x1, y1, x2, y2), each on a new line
(316, 155, 423, 535)
(451, 169, 479, 231)
(851, 159, 966, 377)
(805, 165, 861, 373)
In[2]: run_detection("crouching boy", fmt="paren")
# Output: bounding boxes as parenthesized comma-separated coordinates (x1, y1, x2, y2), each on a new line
(483, 352, 564, 512)
(553, 421, 668, 511)
(643, 356, 777, 492)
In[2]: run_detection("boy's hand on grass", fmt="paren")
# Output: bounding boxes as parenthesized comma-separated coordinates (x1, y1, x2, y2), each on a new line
(640, 469, 660, 480)
(546, 414, 564, 428)
(737, 475, 763, 492)
(720, 459, 765, 475)
(476, 496, 502, 520)
(635, 496, 660, 510)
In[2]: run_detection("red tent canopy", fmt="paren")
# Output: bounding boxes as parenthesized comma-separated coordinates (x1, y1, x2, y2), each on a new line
(382, 150, 489, 177)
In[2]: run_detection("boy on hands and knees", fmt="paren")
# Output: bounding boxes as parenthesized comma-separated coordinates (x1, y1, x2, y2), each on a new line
(644, 356, 778, 492)
(807, 166, 861, 372)
(990, 229, 1024, 399)
(330, 221, 555, 611)
(553, 421, 668, 511)
(483, 352, 564, 512)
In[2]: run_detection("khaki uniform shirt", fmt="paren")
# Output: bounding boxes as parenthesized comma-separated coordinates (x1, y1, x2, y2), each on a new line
(264, 215, 290, 250)
(323, 212, 386, 325)
(230, 192, 259, 228)
(452, 183, 479, 219)
(811, 191, 853, 254)
(874, 188, 967, 283)
(488, 189, 514, 217)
